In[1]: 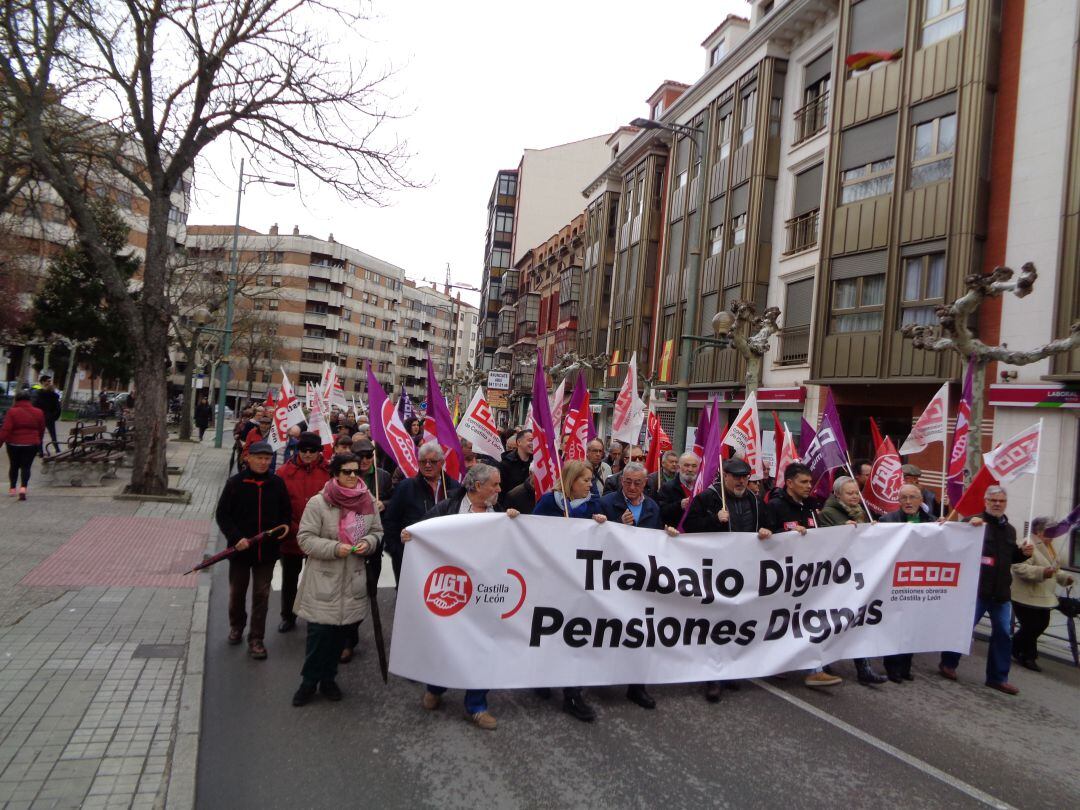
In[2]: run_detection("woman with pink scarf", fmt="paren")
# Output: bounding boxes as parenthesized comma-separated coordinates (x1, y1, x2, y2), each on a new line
(292, 453, 383, 706)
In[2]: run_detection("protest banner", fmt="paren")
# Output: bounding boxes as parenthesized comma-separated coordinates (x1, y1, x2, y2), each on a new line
(390, 516, 983, 689)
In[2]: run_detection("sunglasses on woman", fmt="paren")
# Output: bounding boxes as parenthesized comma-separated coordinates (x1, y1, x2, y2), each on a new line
(339, 468, 360, 477)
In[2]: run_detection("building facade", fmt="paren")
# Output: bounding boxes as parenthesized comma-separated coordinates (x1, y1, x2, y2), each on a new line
(477, 169, 518, 372)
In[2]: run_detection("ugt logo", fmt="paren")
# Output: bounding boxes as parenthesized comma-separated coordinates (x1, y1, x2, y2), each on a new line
(423, 565, 472, 617)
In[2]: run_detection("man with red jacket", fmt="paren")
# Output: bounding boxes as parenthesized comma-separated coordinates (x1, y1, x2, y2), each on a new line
(0, 391, 46, 500)
(275, 432, 330, 633)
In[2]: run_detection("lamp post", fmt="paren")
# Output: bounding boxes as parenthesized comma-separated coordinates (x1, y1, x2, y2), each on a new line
(680, 301, 781, 398)
(630, 116, 708, 453)
(213, 159, 295, 448)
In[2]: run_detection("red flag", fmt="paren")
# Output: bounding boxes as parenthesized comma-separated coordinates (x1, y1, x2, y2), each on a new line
(776, 424, 799, 486)
(563, 375, 591, 461)
(644, 410, 672, 474)
(365, 363, 419, 478)
(869, 417, 885, 452)
(863, 436, 903, 515)
(263, 389, 276, 410)
(528, 349, 560, 495)
(953, 464, 999, 518)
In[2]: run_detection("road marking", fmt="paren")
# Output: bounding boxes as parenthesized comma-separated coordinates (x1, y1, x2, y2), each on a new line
(750, 678, 1017, 810)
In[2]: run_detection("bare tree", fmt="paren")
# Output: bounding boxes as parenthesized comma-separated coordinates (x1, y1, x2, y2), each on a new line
(902, 263, 1080, 474)
(0, 0, 413, 493)
(233, 308, 283, 402)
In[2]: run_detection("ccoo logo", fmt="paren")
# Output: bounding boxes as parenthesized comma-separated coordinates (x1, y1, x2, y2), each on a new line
(423, 566, 472, 616)
(892, 561, 960, 588)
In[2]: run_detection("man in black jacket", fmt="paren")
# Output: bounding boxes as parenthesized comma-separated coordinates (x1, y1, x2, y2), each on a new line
(497, 429, 532, 506)
(685, 458, 771, 537)
(764, 462, 817, 534)
(657, 452, 700, 527)
(214, 442, 292, 659)
(32, 374, 61, 448)
(382, 441, 462, 584)
(646, 451, 679, 497)
(504, 476, 537, 514)
(939, 486, 1026, 694)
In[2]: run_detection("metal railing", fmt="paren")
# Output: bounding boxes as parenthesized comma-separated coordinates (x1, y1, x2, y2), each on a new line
(777, 325, 811, 366)
(793, 91, 828, 144)
(783, 209, 819, 254)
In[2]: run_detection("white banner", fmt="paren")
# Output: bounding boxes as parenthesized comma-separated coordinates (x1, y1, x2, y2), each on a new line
(390, 516, 984, 689)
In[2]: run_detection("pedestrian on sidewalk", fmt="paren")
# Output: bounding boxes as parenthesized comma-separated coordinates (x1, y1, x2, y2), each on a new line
(194, 396, 213, 441)
(401, 463, 519, 730)
(0, 391, 46, 501)
(1010, 516, 1074, 672)
(938, 486, 1022, 694)
(214, 441, 292, 660)
(276, 432, 330, 635)
(291, 453, 382, 706)
(31, 374, 61, 450)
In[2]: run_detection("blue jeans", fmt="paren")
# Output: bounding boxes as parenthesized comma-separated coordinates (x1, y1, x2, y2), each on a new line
(940, 596, 1013, 684)
(426, 685, 488, 714)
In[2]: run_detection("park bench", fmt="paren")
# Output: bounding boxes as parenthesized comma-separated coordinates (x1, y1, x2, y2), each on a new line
(41, 421, 124, 487)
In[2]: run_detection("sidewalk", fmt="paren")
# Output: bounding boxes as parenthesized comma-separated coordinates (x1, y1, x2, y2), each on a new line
(0, 431, 228, 810)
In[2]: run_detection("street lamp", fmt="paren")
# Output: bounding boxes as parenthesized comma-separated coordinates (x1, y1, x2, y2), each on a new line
(629, 116, 707, 453)
(213, 158, 295, 448)
(679, 302, 781, 398)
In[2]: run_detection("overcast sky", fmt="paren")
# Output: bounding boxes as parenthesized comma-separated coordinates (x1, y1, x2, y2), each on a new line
(187, 0, 750, 306)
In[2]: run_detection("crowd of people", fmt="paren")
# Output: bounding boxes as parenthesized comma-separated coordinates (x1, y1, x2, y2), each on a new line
(212, 408, 1076, 731)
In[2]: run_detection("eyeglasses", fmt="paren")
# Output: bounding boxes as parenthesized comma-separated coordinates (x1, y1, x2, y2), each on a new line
(339, 469, 360, 477)
(628, 455, 645, 462)
(357, 452, 374, 459)
(419, 459, 440, 466)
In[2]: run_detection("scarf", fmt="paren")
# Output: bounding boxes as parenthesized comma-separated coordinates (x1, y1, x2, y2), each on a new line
(554, 491, 595, 512)
(841, 499, 867, 522)
(321, 478, 375, 546)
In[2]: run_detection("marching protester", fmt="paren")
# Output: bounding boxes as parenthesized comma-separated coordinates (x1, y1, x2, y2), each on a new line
(194, 396, 213, 441)
(498, 428, 533, 505)
(333, 434, 354, 456)
(599, 462, 670, 710)
(604, 446, 645, 493)
(282, 425, 302, 463)
(214, 441, 292, 660)
(276, 432, 330, 635)
(382, 441, 462, 584)
(0, 391, 46, 500)
(31, 373, 61, 450)
(606, 440, 625, 475)
(657, 452, 700, 527)
(354, 437, 393, 590)
(586, 439, 613, 494)
(401, 463, 519, 730)
(291, 452, 382, 706)
(818, 477, 887, 686)
(505, 474, 537, 514)
(939, 487, 1026, 694)
(901, 464, 941, 517)
(533, 460, 608, 722)
(1010, 516, 1076, 671)
(851, 459, 872, 492)
(646, 451, 679, 497)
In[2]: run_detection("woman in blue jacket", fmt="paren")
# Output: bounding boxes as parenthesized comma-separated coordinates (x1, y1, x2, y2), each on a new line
(532, 460, 606, 721)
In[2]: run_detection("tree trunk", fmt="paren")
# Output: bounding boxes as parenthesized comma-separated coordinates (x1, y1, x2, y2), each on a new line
(745, 354, 762, 397)
(178, 342, 196, 441)
(246, 370, 254, 402)
(60, 342, 79, 415)
(967, 359, 988, 477)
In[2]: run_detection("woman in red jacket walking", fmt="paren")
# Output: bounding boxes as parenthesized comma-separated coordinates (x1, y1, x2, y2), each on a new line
(0, 391, 46, 500)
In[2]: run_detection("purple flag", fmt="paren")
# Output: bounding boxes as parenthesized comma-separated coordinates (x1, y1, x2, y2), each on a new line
(366, 363, 419, 478)
(528, 348, 561, 494)
(426, 354, 465, 481)
(819, 389, 850, 465)
(1045, 504, 1080, 539)
(397, 391, 415, 423)
(692, 402, 712, 456)
(679, 398, 723, 531)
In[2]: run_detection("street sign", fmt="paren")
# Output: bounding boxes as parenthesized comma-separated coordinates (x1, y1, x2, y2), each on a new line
(195, 376, 205, 389)
(487, 371, 510, 390)
(488, 389, 509, 410)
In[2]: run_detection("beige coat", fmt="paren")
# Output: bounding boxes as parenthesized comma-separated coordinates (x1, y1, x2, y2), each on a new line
(1010, 536, 1075, 608)
(294, 492, 383, 626)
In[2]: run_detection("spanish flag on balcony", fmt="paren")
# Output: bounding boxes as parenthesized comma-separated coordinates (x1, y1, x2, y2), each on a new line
(608, 349, 621, 378)
(844, 48, 903, 71)
(658, 339, 675, 382)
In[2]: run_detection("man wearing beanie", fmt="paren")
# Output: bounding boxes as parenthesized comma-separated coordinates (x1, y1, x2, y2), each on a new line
(275, 432, 330, 633)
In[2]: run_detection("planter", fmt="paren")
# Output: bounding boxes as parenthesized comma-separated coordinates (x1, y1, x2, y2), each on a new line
(114, 486, 192, 504)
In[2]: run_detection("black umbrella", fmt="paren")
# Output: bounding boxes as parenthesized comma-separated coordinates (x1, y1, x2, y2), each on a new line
(183, 524, 288, 575)
(365, 556, 389, 683)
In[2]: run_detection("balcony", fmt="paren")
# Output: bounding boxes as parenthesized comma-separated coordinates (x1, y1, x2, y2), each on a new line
(501, 269, 519, 299)
(306, 288, 343, 308)
(308, 262, 344, 285)
(302, 336, 325, 351)
(777, 325, 811, 366)
(793, 91, 828, 145)
(783, 209, 819, 254)
(303, 311, 328, 325)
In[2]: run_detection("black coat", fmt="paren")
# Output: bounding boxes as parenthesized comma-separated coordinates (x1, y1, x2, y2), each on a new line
(382, 474, 462, 554)
(214, 469, 292, 566)
(764, 490, 818, 533)
(504, 477, 537, 514)
(360, 466, 394, 510)
(685, 485, 766, 533)
(194, 402, 213, 428)
(33, 387, 61, 421)
(656, 477, 693, 527)
(498, 449, 532, 506)
(645, 470, 675, 499)
(975, 512, 1024, 603)
(598, 491, 663, 529)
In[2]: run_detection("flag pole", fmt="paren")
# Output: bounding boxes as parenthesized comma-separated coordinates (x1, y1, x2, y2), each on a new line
(1026, 418, 1044, 536)
(553, 444, 570, 519)
(372, 445, 380, 503)
(844, 454, 876, 524)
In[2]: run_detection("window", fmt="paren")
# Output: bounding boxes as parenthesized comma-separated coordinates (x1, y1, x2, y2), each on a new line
(675, 170, 688, 191)
(779, 278, 814, 365)
(900, 253, 946, 326)
(831, 274, 885, 332)
(910, 113, 956, 188)
(268, 299, 278, 310)
(738, 90, 757, 145)
(305, 327, 325, 338)
(715, 113, 732, 162)
(271, 275, 283, 287)
(307, 302, 328, 314)
(497, 174, 517, 197)
(731, 213, 747, 246)
(651, 99, 664, 119)
(841, 158, 895, 203)
(710, 40, 727, 67)
(490, 248, 510, 269)
(922, 0, 965, 47)
(709, 224, 724, 256)
(342, 309, 352, 321)
(340, 333, 349, 345)
(494, 211, 514, 233)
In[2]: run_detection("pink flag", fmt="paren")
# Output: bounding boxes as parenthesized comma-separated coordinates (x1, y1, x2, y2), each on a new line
(776, 424, 799, 485)
(528, 349, 560, 495)
(947, 360, 974, 505)
(366, 363, 419, 478)
(563, 375, 591, 461)
(277, 369, 305, 429)
(611, 352, 645, 444)
(426, 354, 465, 481)
(549, 378, 567, 435)
(899, 382, 949, 455)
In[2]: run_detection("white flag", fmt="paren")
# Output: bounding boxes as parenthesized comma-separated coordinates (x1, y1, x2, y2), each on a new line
(306, 391, 335, 447)
(983, 422, 1042, 484)
(277, 369, 306, 429)
(549, 378, 567, 434)
(456, 388, 505, 461)
(723, 391, 763, 477)
(611, 352, 645, 445)
(899, 383, 949, 455)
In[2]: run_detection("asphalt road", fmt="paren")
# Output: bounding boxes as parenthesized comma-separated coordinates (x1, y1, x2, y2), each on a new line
(197, 558, 1080, 810)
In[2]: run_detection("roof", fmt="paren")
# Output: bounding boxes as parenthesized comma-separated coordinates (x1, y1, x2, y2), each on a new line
(700, 14, 751, 47)
(186, 224, 260, 236)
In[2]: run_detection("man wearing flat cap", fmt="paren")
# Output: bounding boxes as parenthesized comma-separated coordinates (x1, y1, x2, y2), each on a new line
(685, 457, 772, 539)
(215, 441, 292, 659)
(902, 464, 941, 517)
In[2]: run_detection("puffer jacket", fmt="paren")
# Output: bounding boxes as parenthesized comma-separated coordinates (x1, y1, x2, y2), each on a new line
(276, 455, 331, 555)
(1011, 536, 1076, 608)
(294, 493, 383, 625)
(0, 400, 46, 446)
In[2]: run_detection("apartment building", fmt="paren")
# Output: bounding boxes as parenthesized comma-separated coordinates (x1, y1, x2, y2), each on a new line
(452, 298, 479, 375)
(183, 225, 454, 408)
(477, 169, 518, 371)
